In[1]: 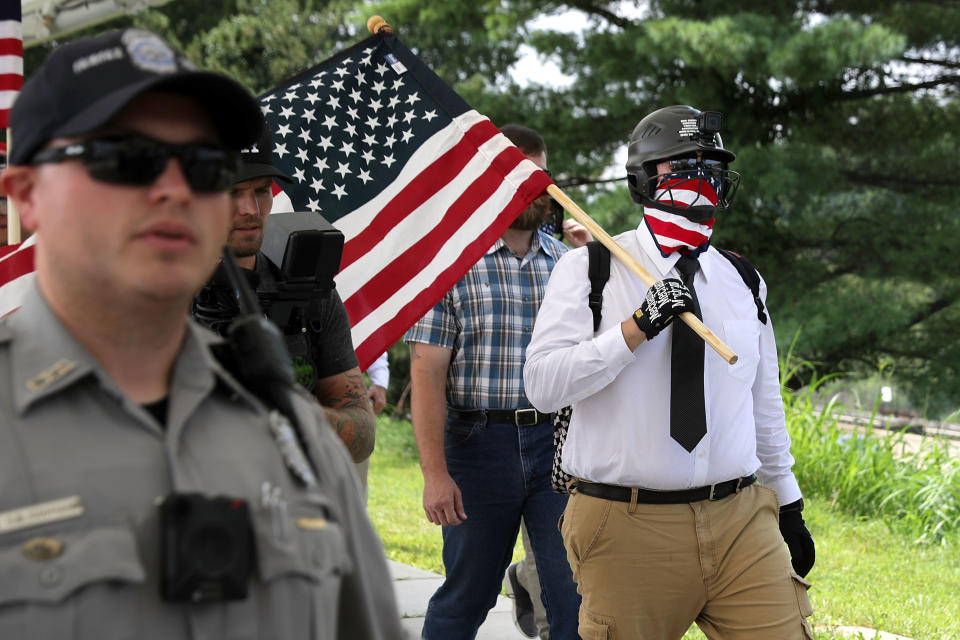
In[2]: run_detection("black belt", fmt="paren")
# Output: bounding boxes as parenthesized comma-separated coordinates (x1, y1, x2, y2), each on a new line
(447, 407, 551, 427)
(574, 475, 756, 504)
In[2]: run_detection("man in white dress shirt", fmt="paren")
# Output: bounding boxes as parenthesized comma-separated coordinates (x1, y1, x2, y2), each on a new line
(524, 105, 815, 640)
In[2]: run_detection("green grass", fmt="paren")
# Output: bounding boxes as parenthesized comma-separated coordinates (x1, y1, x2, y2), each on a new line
(782, 357, 960, 544)
(678, 497, 960, 639)
(368, 404, 960, 640)
(366, 414, 442, 572)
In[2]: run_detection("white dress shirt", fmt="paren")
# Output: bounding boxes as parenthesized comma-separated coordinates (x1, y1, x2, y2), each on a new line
(524, 226, 801, 505)
(366, 351, 390, 389)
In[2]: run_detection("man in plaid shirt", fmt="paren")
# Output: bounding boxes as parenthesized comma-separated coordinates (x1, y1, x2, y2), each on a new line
(405, 125, 582, 640)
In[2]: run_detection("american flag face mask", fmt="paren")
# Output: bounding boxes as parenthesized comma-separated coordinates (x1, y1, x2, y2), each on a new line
(641, 158, 741, 257)
(651, 157, 739, 218)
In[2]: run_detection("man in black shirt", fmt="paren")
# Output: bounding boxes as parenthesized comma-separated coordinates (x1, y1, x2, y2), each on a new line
(194, 128, 376, 462)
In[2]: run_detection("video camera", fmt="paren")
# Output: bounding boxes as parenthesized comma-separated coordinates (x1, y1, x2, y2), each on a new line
(257, 212, 345, 333)
(260, 212, 343, 290)
(696, 110, 723, 135)
(192, 212, 345, 337)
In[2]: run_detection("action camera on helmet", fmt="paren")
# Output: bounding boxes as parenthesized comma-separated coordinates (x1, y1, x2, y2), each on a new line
(697, 110, 723, 135)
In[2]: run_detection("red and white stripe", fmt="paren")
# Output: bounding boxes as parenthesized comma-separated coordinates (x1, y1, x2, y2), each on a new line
(0, 236, 37, 317)
(276, 110, 549, 369)
(642, 178, 718, 256)
(0, 7, 23, 129)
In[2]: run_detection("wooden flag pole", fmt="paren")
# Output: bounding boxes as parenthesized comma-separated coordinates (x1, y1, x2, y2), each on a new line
(5, 128, 20, 245)
(546, 184, 738, 365)
(367, 15, 393, 36)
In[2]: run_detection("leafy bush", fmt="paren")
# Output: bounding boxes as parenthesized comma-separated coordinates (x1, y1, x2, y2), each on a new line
(782, 344, 960, 545)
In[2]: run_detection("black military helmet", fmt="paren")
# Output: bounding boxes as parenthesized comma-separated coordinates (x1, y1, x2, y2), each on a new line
(625, 105, 740, 219)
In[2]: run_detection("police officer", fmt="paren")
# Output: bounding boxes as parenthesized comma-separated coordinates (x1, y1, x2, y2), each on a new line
(0, 29, 402, 639)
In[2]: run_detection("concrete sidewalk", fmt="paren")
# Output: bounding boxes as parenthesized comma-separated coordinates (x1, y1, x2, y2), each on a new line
(389, 560, 530, 639)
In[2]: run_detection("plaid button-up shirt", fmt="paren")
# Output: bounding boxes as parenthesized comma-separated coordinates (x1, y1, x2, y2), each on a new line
(405, 230, 568, 409)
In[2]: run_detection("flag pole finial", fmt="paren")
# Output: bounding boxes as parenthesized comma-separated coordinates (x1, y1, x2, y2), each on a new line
(367, 15, 393, 36)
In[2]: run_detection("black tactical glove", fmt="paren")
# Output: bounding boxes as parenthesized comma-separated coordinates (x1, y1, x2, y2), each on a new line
(631, 278, 695, 340)
(779, 499, 815, 577)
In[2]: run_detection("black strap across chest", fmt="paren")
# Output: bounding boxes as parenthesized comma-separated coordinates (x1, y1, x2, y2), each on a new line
(585, 241, 767, 328)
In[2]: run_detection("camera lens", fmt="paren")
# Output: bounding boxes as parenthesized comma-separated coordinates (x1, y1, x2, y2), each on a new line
(185, 524, 235, 575)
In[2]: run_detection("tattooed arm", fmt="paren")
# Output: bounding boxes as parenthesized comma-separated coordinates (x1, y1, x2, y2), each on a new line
(314, 367, 377, 462)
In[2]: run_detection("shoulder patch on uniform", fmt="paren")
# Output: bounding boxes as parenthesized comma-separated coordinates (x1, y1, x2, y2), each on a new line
(26, 359, 79, 393)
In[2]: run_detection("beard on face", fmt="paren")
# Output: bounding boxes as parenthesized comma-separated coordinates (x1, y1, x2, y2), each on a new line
(228, 216, 263, 258)
(231, 242, 259, 258)
(509, 195, 553, 231)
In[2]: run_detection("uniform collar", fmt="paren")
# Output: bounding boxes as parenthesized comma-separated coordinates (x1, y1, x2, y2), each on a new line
(7, 282, 103, 415)
(5, 281, 256, 417)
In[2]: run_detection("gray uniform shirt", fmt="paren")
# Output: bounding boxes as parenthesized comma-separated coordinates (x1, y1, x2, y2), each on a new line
(0, 280, 402, 639)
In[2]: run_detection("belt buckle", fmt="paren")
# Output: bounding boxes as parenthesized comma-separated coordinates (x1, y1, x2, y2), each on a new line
(709, 477, 744, 501)
(515, 408, 538, 426)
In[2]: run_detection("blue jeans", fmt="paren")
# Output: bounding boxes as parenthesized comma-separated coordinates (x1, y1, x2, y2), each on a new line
(422, 412, 581, 640)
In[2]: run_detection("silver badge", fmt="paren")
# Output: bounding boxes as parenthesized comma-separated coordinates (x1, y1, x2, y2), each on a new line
(121, 29, 178, 74)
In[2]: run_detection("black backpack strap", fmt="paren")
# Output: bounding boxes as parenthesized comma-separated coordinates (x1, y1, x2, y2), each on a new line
(586, 240, 611, 332)
(717, 249, 768, 325)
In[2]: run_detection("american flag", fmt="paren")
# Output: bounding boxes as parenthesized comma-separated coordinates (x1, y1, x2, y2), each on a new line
(260, 33, 551, 370)
(0, 1, 22, 128)
(0, 1, 24, 299)
(0, 237, 36, 316)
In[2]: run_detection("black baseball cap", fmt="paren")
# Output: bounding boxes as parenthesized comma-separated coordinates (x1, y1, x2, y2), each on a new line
(237, 125, 293, 183)
(9, 28, 264, 166)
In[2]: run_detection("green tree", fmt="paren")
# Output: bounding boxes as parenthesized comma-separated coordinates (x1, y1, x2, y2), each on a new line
(368, 0, 960, 415)
(21, 0, 960, 414)
(25, 0, 362, 94)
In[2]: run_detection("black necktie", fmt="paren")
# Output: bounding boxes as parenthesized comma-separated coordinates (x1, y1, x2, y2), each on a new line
(670, 255, 707, 452)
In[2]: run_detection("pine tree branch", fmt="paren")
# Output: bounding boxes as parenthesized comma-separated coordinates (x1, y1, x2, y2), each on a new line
(900, 55, 960, 70)
(565, 0, 636, 29)
(837, 75, 960, 100)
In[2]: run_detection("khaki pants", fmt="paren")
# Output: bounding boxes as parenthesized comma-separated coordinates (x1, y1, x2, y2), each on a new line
(560, 483, 813, 640)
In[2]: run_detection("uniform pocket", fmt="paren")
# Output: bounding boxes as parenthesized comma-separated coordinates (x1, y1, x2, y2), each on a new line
(791, 571, 815, 640)
(252, 497, 349, 639)
(254, 516, 348, 583)
(0, 525, 145, 637)
(579, 607, 616, 640)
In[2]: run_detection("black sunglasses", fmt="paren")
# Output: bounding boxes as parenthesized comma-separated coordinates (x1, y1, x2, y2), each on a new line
(29, 135, 241, 193)
(665, 156, 727, 173)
